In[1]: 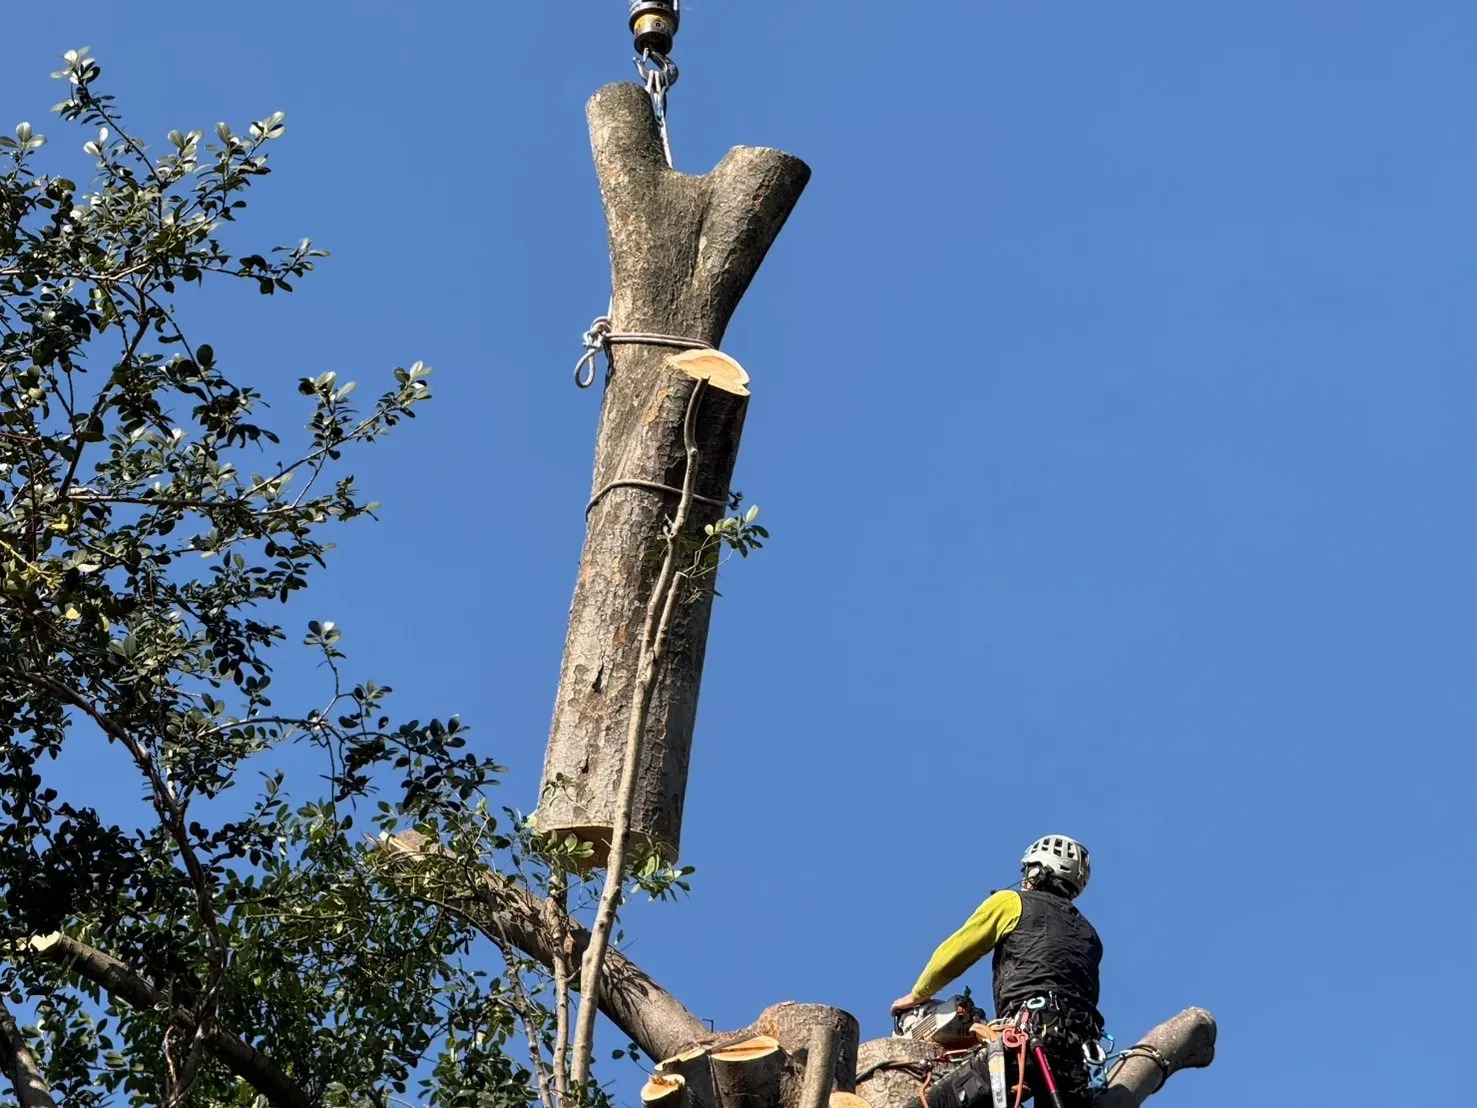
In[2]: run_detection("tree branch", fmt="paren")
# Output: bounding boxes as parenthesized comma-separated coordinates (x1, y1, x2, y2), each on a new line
(26, 933, 312, 1108)
(497, 946, 555, 1108)
(548, 872, 572, 1106)
(571, 378, 707, 1091)
(379, 831, 709, 1063)
(1096, 1008, 1217, 1108)
(857, 1008, 1216, 1108)
(0, 998, 56, 1108)
(25, 672, 230, 1103)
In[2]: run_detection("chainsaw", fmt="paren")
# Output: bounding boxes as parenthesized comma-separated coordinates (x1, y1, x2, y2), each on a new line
(892, 995, 988, 1050)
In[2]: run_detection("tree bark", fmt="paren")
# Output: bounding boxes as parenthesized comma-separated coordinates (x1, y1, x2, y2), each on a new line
(854, 1036, 938, 1108)
(0, 998, 56, 1108)
(854, 1008, 1216, 1108)
(536, 81, 810, 864)
(1095, 1008, 1217, 1108)
(647, 1002, 859, 1108)
(382, 829, 709, 1062)
(26, 933, 312, 1108)
(711, 1036, 785, 1108)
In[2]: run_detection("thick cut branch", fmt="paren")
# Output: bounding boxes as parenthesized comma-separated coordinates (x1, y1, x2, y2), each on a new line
(381, 830, 708, 1062)
(0, 998, 56, 1108)
(856, 1009, 1215, 1108)
(536, 81, 810, 864)
(710, 1036, 784, 1108)
(648, 1005, 859, 1108)
(27, 933, 312, 1108)
(1096, 1008, 1216, 1108)
(643, 1073, 688, 1108)
(797, 1024, 841, 1108)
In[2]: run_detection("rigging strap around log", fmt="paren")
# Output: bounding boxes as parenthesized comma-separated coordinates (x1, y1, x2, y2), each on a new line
(1104, 1042, 1171, 1088)
(574, 314, 710, 388)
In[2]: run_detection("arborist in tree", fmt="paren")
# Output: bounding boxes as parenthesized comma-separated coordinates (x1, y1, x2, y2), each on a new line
(890, 836, 1104, 1108)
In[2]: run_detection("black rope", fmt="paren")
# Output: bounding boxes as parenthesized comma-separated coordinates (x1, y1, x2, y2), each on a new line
(585, 479, 728, 518)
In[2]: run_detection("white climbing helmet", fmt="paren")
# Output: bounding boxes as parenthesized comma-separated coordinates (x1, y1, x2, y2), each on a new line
(1021, 835, 1091, 898)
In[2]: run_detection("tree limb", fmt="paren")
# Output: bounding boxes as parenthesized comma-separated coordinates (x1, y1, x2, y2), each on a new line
(1096, 1008, 1216, 1108)
(26, 673, 230, 1104)
(571, 378, 708, 1090)
(857, 1009, 1216, 1108)
(26, 933, 312, 1108)
(0, 997, 56, 1108)
(379, 830, 709, 1063)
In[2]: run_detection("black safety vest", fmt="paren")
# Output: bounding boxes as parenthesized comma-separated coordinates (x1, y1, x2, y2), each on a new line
(991, 889, 1103, 1019)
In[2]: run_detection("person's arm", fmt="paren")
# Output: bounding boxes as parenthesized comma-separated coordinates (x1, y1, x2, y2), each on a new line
(907, 890, 1022, 1002)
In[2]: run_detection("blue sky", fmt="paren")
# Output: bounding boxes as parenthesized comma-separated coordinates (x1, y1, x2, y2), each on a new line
(5, 2, 1476, 1105)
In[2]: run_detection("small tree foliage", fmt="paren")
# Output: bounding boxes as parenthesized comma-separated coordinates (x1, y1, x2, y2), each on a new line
(0, 46, 531, 1108)
(0, 46, 766, 1108)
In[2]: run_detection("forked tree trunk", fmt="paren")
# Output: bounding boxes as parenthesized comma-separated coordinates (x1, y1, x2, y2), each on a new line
(535, 82, 810, 864)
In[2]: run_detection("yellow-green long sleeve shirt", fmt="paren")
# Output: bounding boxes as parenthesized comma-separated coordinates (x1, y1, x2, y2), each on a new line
(910, 890, 1022, 1000)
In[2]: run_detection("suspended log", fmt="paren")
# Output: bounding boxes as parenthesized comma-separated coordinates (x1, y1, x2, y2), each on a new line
(535, 81, 811, 864)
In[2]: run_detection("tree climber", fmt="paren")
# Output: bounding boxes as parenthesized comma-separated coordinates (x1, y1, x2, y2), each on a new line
(891, 836, 1104, 1108)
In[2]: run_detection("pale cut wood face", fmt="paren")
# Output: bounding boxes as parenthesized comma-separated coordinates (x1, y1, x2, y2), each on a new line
(666, 348, 751, 396)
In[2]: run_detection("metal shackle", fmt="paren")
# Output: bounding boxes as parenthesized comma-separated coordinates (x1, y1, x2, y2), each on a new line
(629, 0, 680, 56)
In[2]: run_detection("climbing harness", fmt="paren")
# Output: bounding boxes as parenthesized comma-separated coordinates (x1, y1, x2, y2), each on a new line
(983, 1036, 1008, 1108)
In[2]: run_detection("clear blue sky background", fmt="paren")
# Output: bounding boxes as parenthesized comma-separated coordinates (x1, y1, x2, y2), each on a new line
(5, 2, 1475, 1105)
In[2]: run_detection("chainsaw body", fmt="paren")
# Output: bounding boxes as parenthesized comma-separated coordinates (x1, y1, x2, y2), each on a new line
(893, 995, 986, 1050)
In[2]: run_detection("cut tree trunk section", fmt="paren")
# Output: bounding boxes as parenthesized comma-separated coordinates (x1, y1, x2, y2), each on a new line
(855, 1009, 1216, 1108)
(644, 1002, 859, 1108)
(535, 81, 810, 865)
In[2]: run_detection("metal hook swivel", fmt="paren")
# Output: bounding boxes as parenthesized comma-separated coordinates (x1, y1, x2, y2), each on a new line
(629, 0, 681, 57)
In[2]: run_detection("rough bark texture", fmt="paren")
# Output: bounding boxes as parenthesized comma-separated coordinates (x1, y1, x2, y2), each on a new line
(382, 830, 709, 1062)
(650, 1003, 860, 1108)
(854, 1008, 1216, 1108)
(0, 998, 56, 1108)
(536, 81, 811, 864)
(854, 1036, 939, 1108)
(711, 1037, 784, 1108)
(1095, 1008, 1217, 1108)
(26, 933, 310, 1108)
